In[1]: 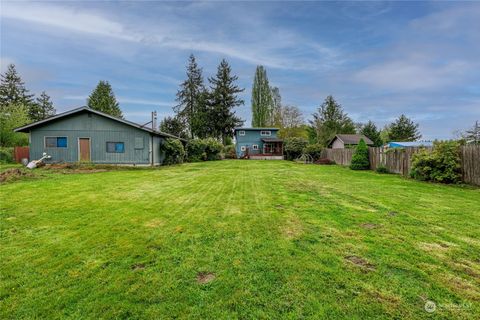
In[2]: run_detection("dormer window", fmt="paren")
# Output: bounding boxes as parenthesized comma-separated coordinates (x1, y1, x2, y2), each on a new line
(260, 130, 271, 136)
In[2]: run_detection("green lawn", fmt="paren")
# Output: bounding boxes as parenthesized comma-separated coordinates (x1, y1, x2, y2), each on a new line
(1, 160, 479, 319)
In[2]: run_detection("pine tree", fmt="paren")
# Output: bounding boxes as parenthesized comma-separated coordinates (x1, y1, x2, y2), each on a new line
(251, 66, 274, 127)
(360, 120, 383, 147)
(29, 91, 56, 121)
(174, 54, 207, 139)
(309, 95, 356, 146)
(0, 64, 34, 109)
(208, 59, 244, 144)
(350, 139, 370, 170)
(159, 115, 189, 140)
(464, 120, 480, 144)
(388, 114, 421, 141)
(87, 81, 123, 118)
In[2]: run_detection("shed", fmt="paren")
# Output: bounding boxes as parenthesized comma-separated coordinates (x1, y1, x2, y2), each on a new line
(14, 106, 184, 165)
(328, 134, 373, 149)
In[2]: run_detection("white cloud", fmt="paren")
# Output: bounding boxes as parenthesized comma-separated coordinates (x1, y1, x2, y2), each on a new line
(63, 95, 172, 107)
(0, 2, 339, 70)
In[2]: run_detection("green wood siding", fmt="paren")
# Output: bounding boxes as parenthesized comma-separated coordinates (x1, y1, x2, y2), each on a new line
(29, 111, 164, 164)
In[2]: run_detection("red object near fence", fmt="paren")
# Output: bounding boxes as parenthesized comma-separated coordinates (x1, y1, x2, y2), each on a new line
(14, 146, 29, 163)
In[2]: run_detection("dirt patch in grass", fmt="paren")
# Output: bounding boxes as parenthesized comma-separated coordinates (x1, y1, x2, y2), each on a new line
(282, 216, 303, 240)
(144, 219, 164, 228)
(197, 272, 215, 284)
(360, 223, 378, 230)
(345, 255, 376, 271)
(131, 263, 146, 271)
(0, 168, 35, 183)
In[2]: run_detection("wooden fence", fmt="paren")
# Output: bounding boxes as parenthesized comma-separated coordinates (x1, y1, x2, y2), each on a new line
(320, 146, 480, 186)
(320, 148, 354, 166)
(461, 146, 480, 186)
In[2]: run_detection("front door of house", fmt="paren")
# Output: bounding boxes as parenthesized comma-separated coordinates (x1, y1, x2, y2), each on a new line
(79, 138, 91, 161)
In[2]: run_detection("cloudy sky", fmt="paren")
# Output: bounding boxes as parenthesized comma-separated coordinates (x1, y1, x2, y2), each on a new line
(1, 1, 479, 139)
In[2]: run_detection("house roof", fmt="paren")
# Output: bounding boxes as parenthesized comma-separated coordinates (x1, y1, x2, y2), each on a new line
(234, 127, 279, 131)
(261, 138, 283, 143)
(329, 134, 374, 146)
(14, 106, 186, 141)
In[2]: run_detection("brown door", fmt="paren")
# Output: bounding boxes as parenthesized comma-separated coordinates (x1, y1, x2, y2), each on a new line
(79, 138, 91, 161)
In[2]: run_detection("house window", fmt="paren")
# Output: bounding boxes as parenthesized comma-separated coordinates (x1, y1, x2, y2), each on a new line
(239, 130, 245, 136)
(45, 137, 67, 148)
(252, 144, 258, 150)
(106, 142, 125, 153)
(240, 146, 246, 151)
(260, 130, 271, 136)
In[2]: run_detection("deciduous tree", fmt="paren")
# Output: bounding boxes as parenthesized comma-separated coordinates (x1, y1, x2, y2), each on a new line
(251, 66, 274, 127)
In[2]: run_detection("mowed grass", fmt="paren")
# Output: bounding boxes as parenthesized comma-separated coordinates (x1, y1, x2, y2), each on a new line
(1, 160, 479, 319)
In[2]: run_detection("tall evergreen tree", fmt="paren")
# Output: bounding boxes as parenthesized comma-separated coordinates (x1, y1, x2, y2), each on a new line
(360, 120, 383, 147)
(0, 64, 34, 109)
(309, 95, 356, 146)
(388, 114, 421, 141)
(87, 81, 123, 118)
(174, 54, 207, 139)
(463, 120, 480, 144)
(29, 91, 56, 121)
(251, 66, 274, 127)
(159, 115, 189, 140)
(208, 59, 244, 144)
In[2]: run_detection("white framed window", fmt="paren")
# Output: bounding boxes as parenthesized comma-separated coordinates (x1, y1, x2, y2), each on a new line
(239, 130, 245, 136)
(260, 130, 271, 136)
(240, 146, 246, 151)
(252, 144, 258, 150)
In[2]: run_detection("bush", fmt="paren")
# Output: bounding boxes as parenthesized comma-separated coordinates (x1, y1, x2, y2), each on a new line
(0, 147, 14, 164)
(376, 165, 389, 174)
(350, 139, 370, 170)
(411, 140, 461, 183)
(284, 137, 308, 160)
(186, 138, 223, 162)
(303, 144, 323, 160)
(186, 139, 207, 162)
(161, 138, 185, 165)
(204, 138, 223, 161)
(223, 144, 236, 159)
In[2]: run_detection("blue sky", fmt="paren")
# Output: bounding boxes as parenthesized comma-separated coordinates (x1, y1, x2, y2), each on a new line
(1, 1, 479, 139)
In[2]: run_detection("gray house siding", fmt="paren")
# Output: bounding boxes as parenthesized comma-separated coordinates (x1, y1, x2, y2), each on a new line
(235, 129, 279, 158)
(29, 112, 158, 164)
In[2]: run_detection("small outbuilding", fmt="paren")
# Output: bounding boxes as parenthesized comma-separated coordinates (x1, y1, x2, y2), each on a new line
(328, 134, 373, 149)
(14, 106, 184, 165)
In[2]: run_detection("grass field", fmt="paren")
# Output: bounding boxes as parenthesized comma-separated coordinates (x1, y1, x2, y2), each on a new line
(1, 160, 479, 319)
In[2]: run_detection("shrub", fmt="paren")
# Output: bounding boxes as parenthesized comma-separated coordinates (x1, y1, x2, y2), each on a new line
(303, 144, 323, 160)
(161, 138, 185, 165)
(186, 139, 207, 162)
(223, 144, 236, 159)
(284, 137, 308, 160)
(0, 147, 14, 164)
(186, 138, 223, 162)
(376, 165, 389, 174)
(350, 139, 370, 170)
(204, 138, 223, 161)
(411, 140, 461, 183)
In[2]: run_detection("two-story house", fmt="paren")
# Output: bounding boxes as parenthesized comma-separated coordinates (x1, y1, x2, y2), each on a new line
(234, 128, 284, 160)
